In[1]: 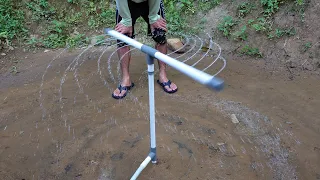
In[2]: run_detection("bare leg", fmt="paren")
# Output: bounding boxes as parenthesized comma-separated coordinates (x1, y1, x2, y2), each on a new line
(156, 43, 178, 92)
(113, 46, 132, 97)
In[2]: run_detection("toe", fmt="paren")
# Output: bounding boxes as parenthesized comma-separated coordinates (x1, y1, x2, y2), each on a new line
(119, 90, 127, 97)
(113, 89, 120, 96)
(170, 82, 178, 91)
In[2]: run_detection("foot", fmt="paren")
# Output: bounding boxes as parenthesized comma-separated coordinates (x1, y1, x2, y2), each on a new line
(112, 80, 134, 99)
(157, 76, 178, 93)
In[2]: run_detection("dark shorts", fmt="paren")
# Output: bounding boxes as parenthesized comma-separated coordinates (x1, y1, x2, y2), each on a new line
(116, 0, 166, 47)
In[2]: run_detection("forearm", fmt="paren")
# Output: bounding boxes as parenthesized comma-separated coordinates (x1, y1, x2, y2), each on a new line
(148, 0, 161, 24)
(116, 0, 132, 26)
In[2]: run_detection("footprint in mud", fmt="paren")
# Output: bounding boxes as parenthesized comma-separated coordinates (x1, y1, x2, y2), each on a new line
(110, 152, 124, 161)
(173, 140, 193, 158)
(201, 127, 216, 135)
(233, 122, 266, 137)
(64, 163, 72, 173)
(123, 135, 142, 148)
(167, 114, 186, 126)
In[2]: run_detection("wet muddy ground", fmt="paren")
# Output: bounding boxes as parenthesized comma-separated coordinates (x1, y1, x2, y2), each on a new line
(0, 46, 320, 180)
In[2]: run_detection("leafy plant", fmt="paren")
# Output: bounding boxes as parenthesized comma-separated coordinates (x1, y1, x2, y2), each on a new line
(42, 20, 68, 48)
(237, 2, 256, 18)
(0, 0, 27, 43)
(248, 19, 255, 25)
(26, 0, 56, 22)
(10, 65, 19, 74)
(295, 0, 304, 5)
(232, 25, 248, 41)
(302, 42, 312, 52)
(43, 34, 65, 48)
(164, 0, 220, 33)
(66, 34, 86, 48)
(67, 0, 80, 4)
(65, 12, 83, 25)
(218, 16, 238, 37)
(251, 17, 272, 33)
(260, 0, 280, 17)
(25, 36, 43, 48)
(240, 45, 263, 57)
(274, 27, 296, 38)
(198, 0, 221, 12)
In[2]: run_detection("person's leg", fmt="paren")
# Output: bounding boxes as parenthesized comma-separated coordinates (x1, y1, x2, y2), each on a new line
(112, 2, 138, 98)
(156, 42, 177, 92)
(151, 0, 177, 92)
(112, 46, 132, 97)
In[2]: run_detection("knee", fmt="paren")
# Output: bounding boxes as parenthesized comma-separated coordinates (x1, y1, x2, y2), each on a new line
(152, 28, 167, 45)
(117, 40, 127, 48)
(117, 34, 135, 48)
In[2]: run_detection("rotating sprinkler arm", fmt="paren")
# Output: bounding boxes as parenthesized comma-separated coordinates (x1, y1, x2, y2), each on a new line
(104, 28, 224, 91)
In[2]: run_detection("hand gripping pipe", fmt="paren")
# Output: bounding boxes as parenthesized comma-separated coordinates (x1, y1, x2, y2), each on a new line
(105, 28, 224, 179)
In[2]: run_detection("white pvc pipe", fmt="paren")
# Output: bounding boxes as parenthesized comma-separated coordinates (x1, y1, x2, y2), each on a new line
(130, 156, 152, 180)
(107, 29, 144, 50)
(148, 64, 156, 149)
(106, 29, 224, 90)
(154, 52, 213, 85)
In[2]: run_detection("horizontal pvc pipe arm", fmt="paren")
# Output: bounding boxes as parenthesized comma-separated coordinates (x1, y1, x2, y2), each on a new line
(105, 28, 224, 91)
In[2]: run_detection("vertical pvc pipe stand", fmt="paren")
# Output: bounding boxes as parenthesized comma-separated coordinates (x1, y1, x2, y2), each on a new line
(130, 55, 157, 180)
(147, 55, 157, 164)
(105, 28, 225, 179)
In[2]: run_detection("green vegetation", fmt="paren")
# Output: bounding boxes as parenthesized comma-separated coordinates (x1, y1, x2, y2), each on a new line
(261, 0, 280, 17)
(1, 0, 223, 49)
(218, 16, 238, 37)
(216, 0, 306, 57)
(251, 18, 272, 33)
(302, 42, 312, 52)
(26, 0, 56, 22)
(237, 2, 256, 18)
(232, 26, 248, 41)
(164, 0, 221, 33)
(0, 0, 27, 45)
(0, 0, 308, 53)
(240, 45, 263, 57)
(274, 27, 296, 38)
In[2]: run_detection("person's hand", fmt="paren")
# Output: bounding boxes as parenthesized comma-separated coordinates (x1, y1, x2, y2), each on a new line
(150, 17, 167, 32)
(115, 23, 133, 36)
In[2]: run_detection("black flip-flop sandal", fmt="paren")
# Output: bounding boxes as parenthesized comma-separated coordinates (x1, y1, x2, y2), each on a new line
(157, 80, 178, 94)
(112, 83, 135, 99)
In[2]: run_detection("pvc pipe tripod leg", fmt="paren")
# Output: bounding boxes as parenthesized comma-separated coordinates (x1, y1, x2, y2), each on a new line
(130, 152, 156, 180)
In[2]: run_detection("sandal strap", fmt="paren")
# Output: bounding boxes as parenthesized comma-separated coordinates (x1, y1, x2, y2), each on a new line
(117, 83, 134, 93)
(118, 85, 128, 93)
(160, 80, 172, 88)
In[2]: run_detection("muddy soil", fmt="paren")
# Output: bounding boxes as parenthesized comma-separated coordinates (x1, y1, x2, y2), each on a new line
(0, 46, 319, 180)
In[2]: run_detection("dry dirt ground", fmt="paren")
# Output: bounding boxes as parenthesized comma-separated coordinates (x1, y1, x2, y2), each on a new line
(0, 41, 319, 180)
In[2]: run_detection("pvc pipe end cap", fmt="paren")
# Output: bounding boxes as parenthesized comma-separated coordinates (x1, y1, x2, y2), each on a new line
(104, 28, 112, 34)
(207, 77, 224, 91)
